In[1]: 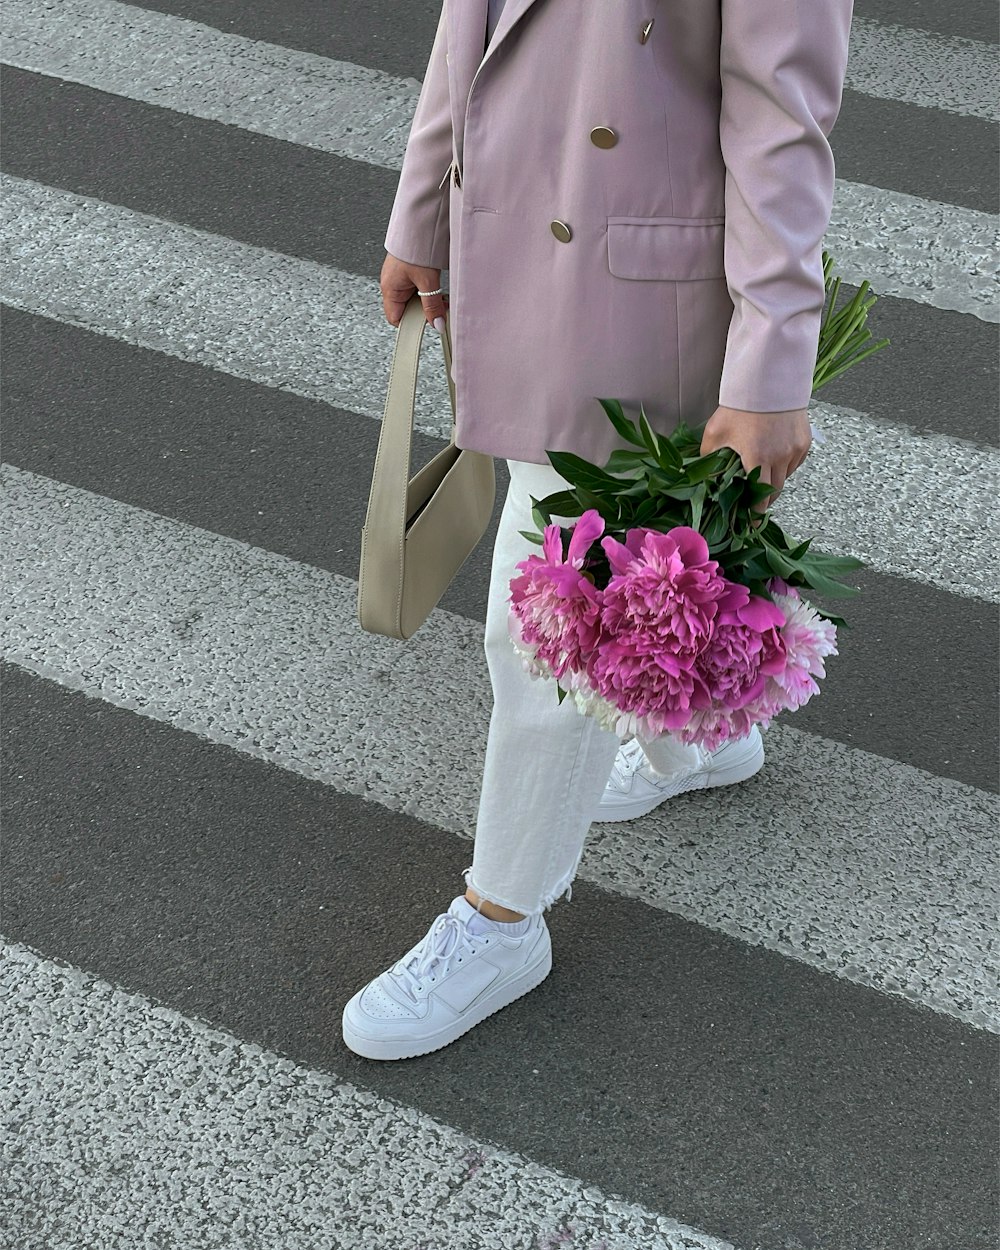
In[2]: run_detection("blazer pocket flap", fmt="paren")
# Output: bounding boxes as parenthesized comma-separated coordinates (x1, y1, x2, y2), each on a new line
(607, 216, 726, 281)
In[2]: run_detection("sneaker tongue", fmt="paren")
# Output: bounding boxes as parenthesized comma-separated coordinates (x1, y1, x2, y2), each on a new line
(449, 894, 497, 935)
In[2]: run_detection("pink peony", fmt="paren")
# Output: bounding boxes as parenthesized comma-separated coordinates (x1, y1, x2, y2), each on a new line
(588, 636, 701, 737)
(508, 515, 839, 753)
(672, 591, 838, 750)
(599, 526, 729, 649)
(508, 509, 606, 682)
(587, 526, 731, 732)
(670, 703, 760, 753)
(742, 591, 839, 718)
(694, 589, 787, 711)
(766, 575, 801, 600)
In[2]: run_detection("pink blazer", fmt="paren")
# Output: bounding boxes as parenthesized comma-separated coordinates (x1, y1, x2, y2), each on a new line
(384, 0, 854, 465)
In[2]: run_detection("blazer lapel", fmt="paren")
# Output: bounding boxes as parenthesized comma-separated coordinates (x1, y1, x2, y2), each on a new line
(481, 0, 545, 52)
(448, 0, 547, 164)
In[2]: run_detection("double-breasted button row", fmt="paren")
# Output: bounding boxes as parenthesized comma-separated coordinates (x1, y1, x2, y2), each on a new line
(550, 124, 619, 240)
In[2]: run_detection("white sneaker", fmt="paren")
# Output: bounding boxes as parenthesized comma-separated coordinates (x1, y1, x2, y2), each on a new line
(341, 895, 552, 1061)
(593, 724, 765, 823)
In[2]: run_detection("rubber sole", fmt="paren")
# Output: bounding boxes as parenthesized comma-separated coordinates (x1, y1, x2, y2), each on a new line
(341, 934, 553, 1061)
(592, 725, 766, 823)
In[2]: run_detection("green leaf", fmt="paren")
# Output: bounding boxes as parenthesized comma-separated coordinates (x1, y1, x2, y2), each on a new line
(717, 453, 745, 490)
(739, 555, 773, 582)
(798, 568, 862, 598)
(759, 517, 793, 549)
(690, 481, 708, 533)
(530, 501, 548, 533)
(743, 468, 775, 512)
(655, 483, 700, 501)
(702, 512, 729, 546)
(816, 607, 850, 629)
(669, 419, 704, 456)
(517, 529, 544, 546)
(603, 448, 650, 473)
(643, 464, 679, 487)
(637, 406, 662, 458)
(556, 683, 568, 704)
(619, 479, 654, 498)
(595, 397, 647, 448)
(679, 453, 721, 484)
(533, 490, 584, 521)
(803, 550, 867, 574)
(718, 482, 743, 515)
(657, 443, 685, 473)
(575, 484, 619, 520)
(546, 450, 621, 494)
(764, 546, 796, 577)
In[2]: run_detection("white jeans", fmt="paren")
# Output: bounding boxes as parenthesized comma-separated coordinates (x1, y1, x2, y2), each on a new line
(462, 459, 702, 917)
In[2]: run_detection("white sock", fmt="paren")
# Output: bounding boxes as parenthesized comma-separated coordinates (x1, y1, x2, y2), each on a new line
(471, 911, 532, 936)
(459, 895, 533, 936)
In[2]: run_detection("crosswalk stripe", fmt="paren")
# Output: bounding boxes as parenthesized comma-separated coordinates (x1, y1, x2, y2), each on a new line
(1, 0, 418, 170)
(846, 16, 999, 121)
(824, 178, 999, 321)
(3, 465, 996, 1032)
(3, 174, 997, 605)
(5, 0, 995, 139)
(3, 2, 998, 322)
(1, 942, 738, 1250)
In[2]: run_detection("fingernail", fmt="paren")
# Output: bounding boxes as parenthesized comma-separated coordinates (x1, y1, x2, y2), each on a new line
(433, 316, 446, 334)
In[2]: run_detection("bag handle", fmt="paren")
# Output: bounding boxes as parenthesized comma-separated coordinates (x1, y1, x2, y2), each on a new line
(363, 292, 456, 550)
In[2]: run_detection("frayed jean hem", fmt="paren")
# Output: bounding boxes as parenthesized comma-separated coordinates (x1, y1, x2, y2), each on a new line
(461, 848, 584, 919)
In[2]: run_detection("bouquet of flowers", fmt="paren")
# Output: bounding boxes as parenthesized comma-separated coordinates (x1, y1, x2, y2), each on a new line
(508, 252, 889, 752)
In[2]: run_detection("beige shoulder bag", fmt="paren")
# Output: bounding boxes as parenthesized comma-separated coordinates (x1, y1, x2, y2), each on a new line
(358, 292, 496, 640)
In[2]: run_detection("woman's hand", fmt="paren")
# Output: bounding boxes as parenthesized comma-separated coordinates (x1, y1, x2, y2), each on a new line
(380, 252, 449, 331)
(699, 405, 812, 525)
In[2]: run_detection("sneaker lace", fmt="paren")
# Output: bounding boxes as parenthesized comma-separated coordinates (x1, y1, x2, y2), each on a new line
(390, 913, 485, 1001)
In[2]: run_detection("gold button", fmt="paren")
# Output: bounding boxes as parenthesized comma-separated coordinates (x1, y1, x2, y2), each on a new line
(550, 220, 572, 243)
(590, 126, 618, 149)
(640, 18, 654, 43)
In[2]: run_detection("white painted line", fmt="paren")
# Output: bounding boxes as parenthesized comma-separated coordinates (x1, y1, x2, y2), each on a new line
(4, 0, 996, 148)
(3, 0, 999, 322)
(3, 176, 997, 604)
(846, 16, 999, 122)
(0, 942, 738, 1250)
(3, 468, 997, 1031)
(1, 0, 419, 169)
(781, 398, 999, 605)
(825, 180, 999, 321)
(0, 173, 454, 442)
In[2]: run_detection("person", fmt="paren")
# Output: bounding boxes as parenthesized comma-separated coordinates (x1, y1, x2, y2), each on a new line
(342, 0, 853, 1060)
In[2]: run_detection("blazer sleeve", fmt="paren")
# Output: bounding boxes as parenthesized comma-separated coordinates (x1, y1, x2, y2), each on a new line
(715, 0, 854, 414)
(383, 2, 453, 271)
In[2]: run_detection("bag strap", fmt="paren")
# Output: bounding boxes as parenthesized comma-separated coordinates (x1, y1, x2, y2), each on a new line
(363, 292, 457, 546)
(442, 314, 457, 417)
